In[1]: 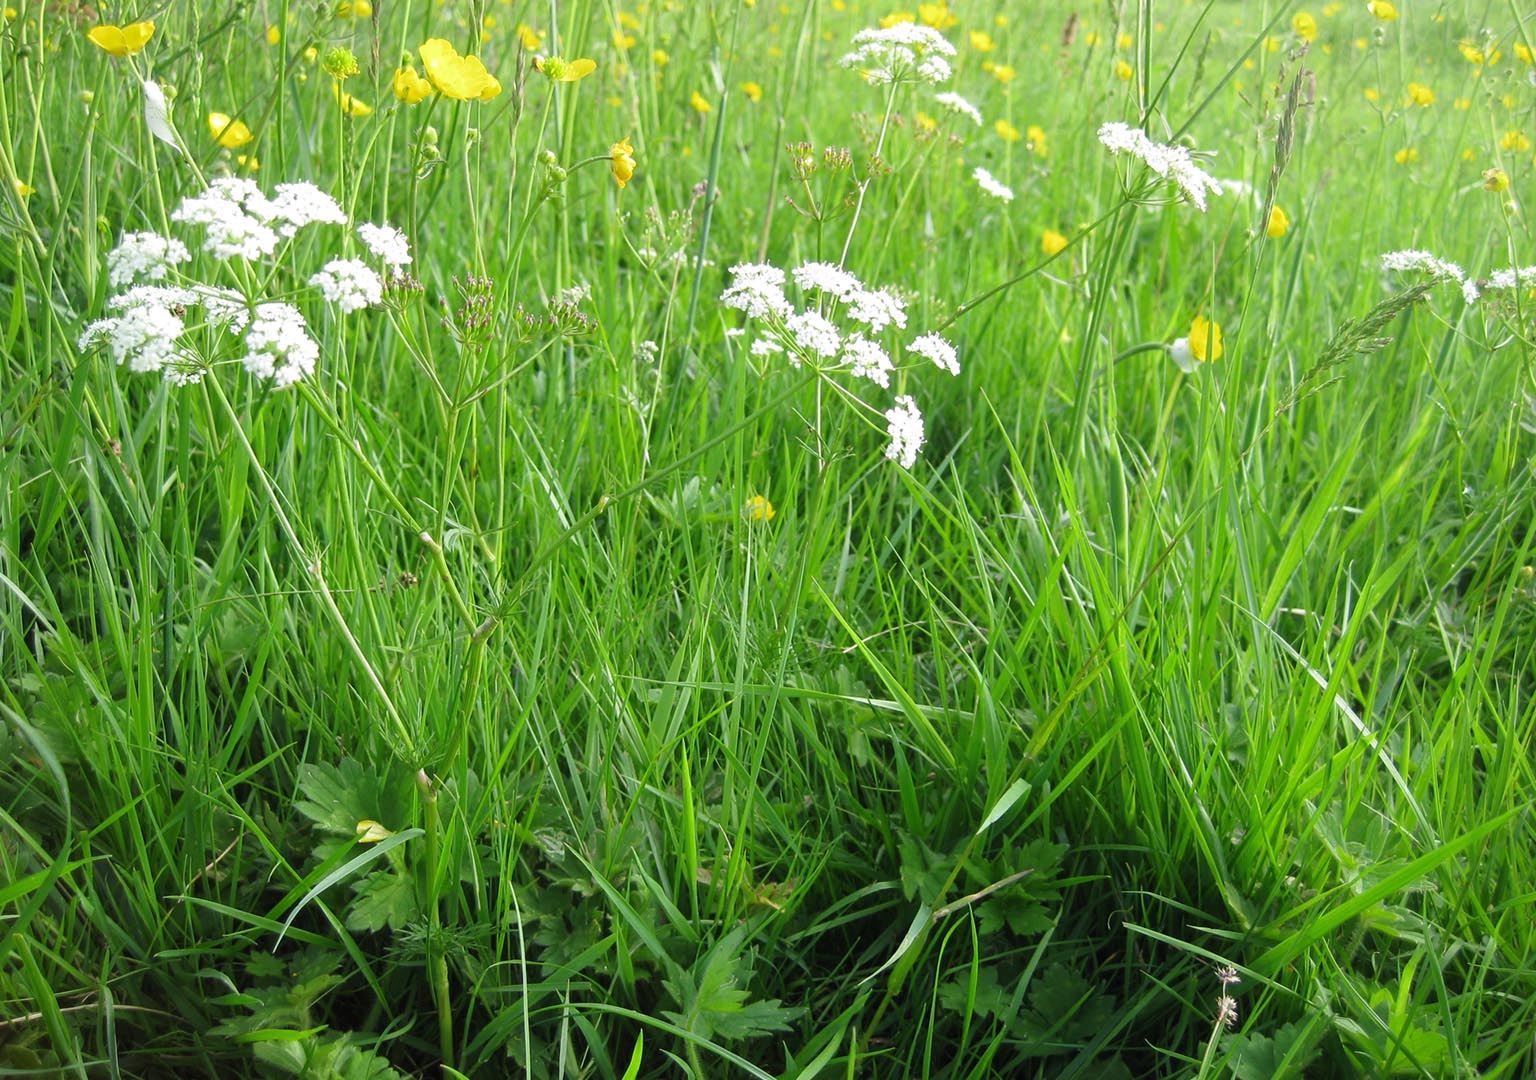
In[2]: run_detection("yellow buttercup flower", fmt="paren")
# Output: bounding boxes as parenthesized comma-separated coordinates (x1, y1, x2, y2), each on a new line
(535, 55, 597, 82)
(1114, 59, 1133, 81)
(992, 64, 1016, 83)
(86, 20, 155, 57)
(1501, 130, 1532, 153)
(418, 38, 502, 101)
(1265, 205, 1290, 238)
(1394, 146, 1419, 165)
(517, 24, 543, 50)
(393, 65, 432, 104)
(969, 31, 995, 52)
(12, 178, 35, 198)
(1026, 125, 1047, 154)
(740, 81, 763, 102)
(613, 30, 637, 49)
(1040, 229, 1068, 256)
(995, 119, 1020, 141)
(1367, 0, 1398, 19)
(611, 137, 636, 188)
(207, 111, 254, 148)
(1483, 168, 1510, 192)
(743, 495, 776, 522)
(333, 82, 372, 116)
(1405, 82, 1434, 106)
(917, 3, 957, 29)
(690, 90, 712, 113)
(1292, 12, 1317, 41)
(1189, 316, 1223, 363)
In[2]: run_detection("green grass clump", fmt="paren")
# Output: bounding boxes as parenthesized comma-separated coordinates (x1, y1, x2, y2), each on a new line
(2, 1, 1534, 1076)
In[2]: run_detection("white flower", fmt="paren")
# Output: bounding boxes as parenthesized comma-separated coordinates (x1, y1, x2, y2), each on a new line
(357, 222, 413, 267)
(198, 286, 251, 331)
(239, 302, 319, 388)
(1482, 265, 1536, 292)
(141, 80, 183, 156)
(309, 258, 383, 313)
(1098, 121, 1222, 211)
(1380, 249, 1465, 282)
(107, 283, 198, 313)
(1168, 337, 1196, 373)
(840, 23, 957, 86)
(793, 261, 863, 301)
(80, 302, 185, 374)
(722, 262, 793, 321)
(934, 91, 982, 125)
(907, 332, 959, 376)
(883, 395, 925, 468)
(171, 182, 281, 261)
(1462, 278, 1482, 304)
(268, 181, 347, 236)
(847, 287, 907, 333)
(786, 309, 842, 358)
(972, 166, 1014, 202)
(107, 231, 191, 287)
(840, 333, 893, 387)
(749, 337, 785, 358)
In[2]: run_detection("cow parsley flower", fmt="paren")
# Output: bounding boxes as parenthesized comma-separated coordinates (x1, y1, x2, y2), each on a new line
(357, 222, 413, 266)
(723, 262, 793, 320)
(239, 302, 320, 387)
(793, 261, 862, 300)
(1484, 265, 1536, 292)
(786, 309, 842, 358)
(80, 302, 186, 374)
(908, 332, 959, 375)
(934, 91, 982, 125)
(1098, 121, 1222, 211)
(268, 181, 348, 236)
(1380, 249, 1466, 282)
(972, 166, 1014, 202)
(309, 258, 383, 313)
(171, 180, 282, 260)
(107, 231, 191, 287)
(847, 287, 907, 333)
(841, 23, 957, 85)
(841, 333, 894, 387)
(883, 395, 925, 468)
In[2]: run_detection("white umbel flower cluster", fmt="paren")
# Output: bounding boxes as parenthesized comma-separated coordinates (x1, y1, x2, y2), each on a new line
(934, 91, 983, 125)
(1381, 249, 1536, 305)
(239, 303, 320, 388)
(358, 222, 413, 267)
(840, 23, 957, 85)
(170, 178, 348, 260)
(309, 258, 384, 313)
(722, 259, 958, 468)
(908, 332, 960, 376)
(883, 396, 925, 468)
(1097, 121, 1223, 212)
(82, 177, 411, 388)
(107, 232, 191, 287)
(972, 167, 1014, 202)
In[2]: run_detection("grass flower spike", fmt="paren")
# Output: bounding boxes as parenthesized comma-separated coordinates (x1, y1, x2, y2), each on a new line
(87, 20, 154, 57)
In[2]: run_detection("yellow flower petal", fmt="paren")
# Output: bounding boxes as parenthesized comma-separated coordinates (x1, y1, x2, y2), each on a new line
(611, 136, 636, 188)
(1189, 315, 1223, 363)
(87, 21, 154, 57)
(207, 111, 254, 148)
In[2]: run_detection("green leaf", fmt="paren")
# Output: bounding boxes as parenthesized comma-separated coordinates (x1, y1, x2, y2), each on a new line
(345, 871, 419, 933)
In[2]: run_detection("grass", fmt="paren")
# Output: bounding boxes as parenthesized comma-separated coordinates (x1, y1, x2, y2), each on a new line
(2, 0, 1535, 1076)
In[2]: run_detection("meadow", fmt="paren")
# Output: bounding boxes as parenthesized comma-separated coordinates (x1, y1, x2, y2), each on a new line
(2, 0, 1534, 1075)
